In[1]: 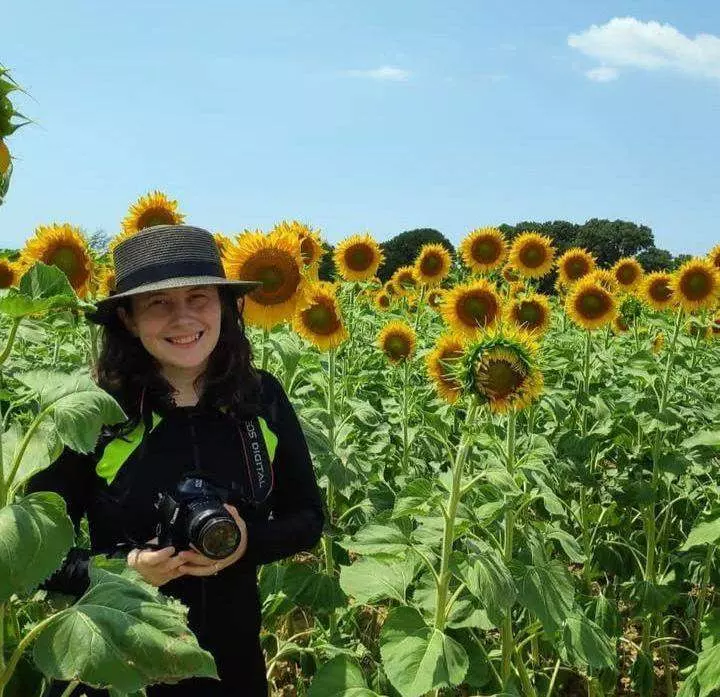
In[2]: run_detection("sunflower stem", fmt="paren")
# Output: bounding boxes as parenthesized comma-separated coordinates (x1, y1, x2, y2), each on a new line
(401, 357, 411, 471)
(324, 348, 338, 639)
(0, 318, 21, 369)
(413, 284, 426, 334)
(580, 330, 594, 592)
(501, 408, 517, 687)
(260, 327, 270, 371)
(694, 544, 714, 651)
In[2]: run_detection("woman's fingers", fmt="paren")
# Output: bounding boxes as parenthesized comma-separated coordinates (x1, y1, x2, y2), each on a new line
(179, 549, 215, 566)
(177, 562, 219, 577)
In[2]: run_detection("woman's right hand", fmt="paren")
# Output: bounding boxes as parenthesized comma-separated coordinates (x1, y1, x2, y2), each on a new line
(127, 537, 186, 587)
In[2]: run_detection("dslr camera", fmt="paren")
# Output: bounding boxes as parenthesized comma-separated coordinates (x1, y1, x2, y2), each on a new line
(155, 474, 241, 560)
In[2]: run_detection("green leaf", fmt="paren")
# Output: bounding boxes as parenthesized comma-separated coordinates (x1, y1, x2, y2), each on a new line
(33, 566, 217, 691)
(379, 606, 468, 697)
(282, 563, 347, 613)
(0, 492, 74, 603)
(697, 642, 720, 697)
(340, 524, 410, 557)
(340, 556, 416, 604)
(464, 551, 517, 627)
(682, 430, 720, 450)
(630, 651, 654, 697)
(307, 655, 382, 697)
(2, 419, 60, 491)
(681, 517, 720, 550)
(547, 529, 586, 564)
(511, 560, 576, 633)
(17, 370, 126, 453)
(19, 261, 75, 299)
(561, 613, 616, 670)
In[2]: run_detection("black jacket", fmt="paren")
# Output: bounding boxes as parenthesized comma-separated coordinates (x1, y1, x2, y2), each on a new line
(27, 369, 324, 696)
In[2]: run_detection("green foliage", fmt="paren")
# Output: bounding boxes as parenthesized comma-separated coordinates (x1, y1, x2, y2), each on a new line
(377, 228, 455, 282)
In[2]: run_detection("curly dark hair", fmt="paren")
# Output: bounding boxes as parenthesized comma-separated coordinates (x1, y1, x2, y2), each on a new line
(95, 286, 263, 432)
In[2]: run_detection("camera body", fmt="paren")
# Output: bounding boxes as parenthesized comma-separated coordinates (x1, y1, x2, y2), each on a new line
(155, 475, 241, 560)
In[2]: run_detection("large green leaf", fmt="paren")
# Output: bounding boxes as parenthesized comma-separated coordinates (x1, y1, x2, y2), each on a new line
(307, 655, 383, 697)
(340, 524, 410, 557)
(697, 643, 720, 697)
(0, 492, 74, 603)
(33, 566, 217, 692)
(511, 560, 576, 633)
(340, 555, 416, 605)
(561, 613, 616, 670)
(682, 430, 720, 450)
(379, 606, 468, 697)
(282, 563, 347, 613)
(463, 550, 517, 627)
(681, 517, 720, 550)
(2, 420, 61, 492)
(17, 370, 126, 453)
(0, 263, 76, 317)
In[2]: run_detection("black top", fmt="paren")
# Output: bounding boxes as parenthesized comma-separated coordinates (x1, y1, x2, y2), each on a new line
(26, 368, 324, 696)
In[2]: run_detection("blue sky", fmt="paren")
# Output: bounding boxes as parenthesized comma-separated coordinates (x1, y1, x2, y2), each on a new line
(2, 0, 719, 255)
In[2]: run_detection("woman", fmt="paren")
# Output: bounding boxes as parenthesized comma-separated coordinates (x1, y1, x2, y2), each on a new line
(27, 225, 325, 696)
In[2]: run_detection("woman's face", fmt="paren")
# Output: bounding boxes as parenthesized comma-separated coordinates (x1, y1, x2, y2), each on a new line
(118, 285, 222, 374)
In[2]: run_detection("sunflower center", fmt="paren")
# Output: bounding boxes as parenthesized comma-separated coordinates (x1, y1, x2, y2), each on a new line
(385, 335, 411, 361)
(577, 289, 610, 319)
(244, 252, 301, 306)
(51, 247, 80, 276)
(135, 207, 177, 231)
(379, 294, 390, 308)
(300, 238, 315, 265)
(346, 245, 374, 272)
(516, 301, 542, 327)
(457, 291, 498, 329)
(472, 239, 501, 264)
(566, 258, 589, 279)
(519, 243, 546, 268)
(681, 270, 712, 300)
(650, 279, 672, 302)
(0, 263, 13, 288)
(421, 253, 443, 275)
(476, 357, 525, 399)
(617, 265, 637, 285)
(398, 273, 416, 289)
(303, 302, 340, 335)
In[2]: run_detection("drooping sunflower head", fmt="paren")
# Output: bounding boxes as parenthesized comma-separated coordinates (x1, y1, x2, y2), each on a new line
(612, 257, 644, 291)
(374, 290, 392, 311)
(651, 332, 665, 354)
(460, 327, 543, 414)
(640, 272, 675, 311)
(426, 333, 467, 404)
(96, 266, 116, 298)
(508, 232, 556, 279)
(334, 233, 384, 282)
(565, 277, 617, 330)
(391, 266, 419, 295)
(20, 223, 94, 297)
(505, 293, 552, 335)
(384, 280, 397, 297)
(378, 320, 416, 364)
(223, 229, 304, 329)
(670, 258, 720, 312)
(440, 278, 502, 338)
(0, 257, 19, 289)
(459, 227, 507, 273)
(272, 220, 325, 267)
(120, 190, 184, 237)
(415, 243, 453, 286)
(557, 248, 596, 285)
(292, 281, 348, 351)
(427, 288, 445, 310)
(612, 315, 630, 334)
(685, 318, 708, 339)
(587, 269, 618, 293)
(707, 244, 720, 271)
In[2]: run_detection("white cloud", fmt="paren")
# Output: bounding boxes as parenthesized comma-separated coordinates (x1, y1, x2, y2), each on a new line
(568, 17, 720, 81)
(344, 66, 411, 81)
(586, 66, 619, 82)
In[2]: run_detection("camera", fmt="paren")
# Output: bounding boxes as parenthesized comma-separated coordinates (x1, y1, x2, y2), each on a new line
(155, 475, 241, 560)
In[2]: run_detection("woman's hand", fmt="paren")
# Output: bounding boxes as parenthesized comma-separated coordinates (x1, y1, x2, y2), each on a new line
(127, 540, 186, 587)
(176, 504, 249, 577)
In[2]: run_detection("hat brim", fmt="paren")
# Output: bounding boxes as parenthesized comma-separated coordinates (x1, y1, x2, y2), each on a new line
(85, 276, 263, 325)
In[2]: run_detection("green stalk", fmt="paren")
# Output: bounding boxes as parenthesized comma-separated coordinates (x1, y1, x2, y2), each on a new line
(433, 398, 478, 632)
(260, 327, 270, 371)
(694, 545, 714, 650)
(0, 318, 21, 368)
(413, 284, 426, 333)
(324, 348, 338, 638)
(401, 358, 410, 470)
(0, 603, 5, 690)
(501, 409, 517, 687)
(5, 405, 53, 499)
(59, 681, 80, 697)
(579, 330, 593, 591)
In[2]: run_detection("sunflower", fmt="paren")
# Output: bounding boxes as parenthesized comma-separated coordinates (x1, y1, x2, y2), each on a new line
(670, 258, 720, 312)
(440, 279, 501, 338)
(0, 140, 10, 175)
(502, 264, 520, 284)
(213, 233, 233, 257)
(0, 257, 19, 288)
(378, 321, 416, 364)
(426, 333, 467, 404)
(565, 277, 617, 330)
(391, 266, 419, 295)
(587, 269, 617, 293)
(415, 243, 452, 286)
(640, 272, 675, 311)
(508, 232, 555, 279)
(374, 290, 392, 310)
(459, 227, 507, 273)
(709, 317, 720, 339)
(384, 280, 397, 297)
(685, 318, 707, 339)
(505, 293, 552, 335)
(508, 281, 525, 298)
(120, 190, 184, 238)
(612, 315, 630, 334)
(292, 281, 347, 351)
(651, 332, 665, 354)
(707, 244, 720, 271)
(427, 288, 445, 310)
(223, 230, 304, 329)
(96, 266, 116, 298)
(272, 220, 325, 267)
(612, 257, 644, 291)
(459, 326, 543, 414)
(20, 223, 94, 297)
(334, 233, 384, 282)
(557, 248, 596, 285)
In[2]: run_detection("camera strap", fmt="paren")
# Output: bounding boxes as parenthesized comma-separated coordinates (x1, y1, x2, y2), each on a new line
(234, 416, 275, 505)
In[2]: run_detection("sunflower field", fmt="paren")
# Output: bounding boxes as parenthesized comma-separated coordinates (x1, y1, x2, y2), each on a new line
(2, 193, 720, 697)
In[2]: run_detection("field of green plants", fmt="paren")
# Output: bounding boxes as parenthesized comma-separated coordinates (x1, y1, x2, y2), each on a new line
(2, 199, 720, 697)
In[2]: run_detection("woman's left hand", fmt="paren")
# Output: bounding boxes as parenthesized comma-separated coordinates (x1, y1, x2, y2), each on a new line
(176, 504, 249, 577)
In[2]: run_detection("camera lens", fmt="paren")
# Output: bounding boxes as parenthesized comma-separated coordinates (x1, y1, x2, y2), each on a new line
(196, 518, 241, 559)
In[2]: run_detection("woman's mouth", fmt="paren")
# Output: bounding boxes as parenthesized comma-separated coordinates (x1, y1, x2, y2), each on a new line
(166, 331, 204, 347)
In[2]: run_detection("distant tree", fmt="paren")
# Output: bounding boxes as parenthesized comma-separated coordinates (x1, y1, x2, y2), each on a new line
(636, 246, 674, 272)
(88, 229, 112, 255)
(574, 219, 654, 266)
(378, 228, 455, 282)
(672, 254, 693, 270)
(318, 241, 336, 281)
